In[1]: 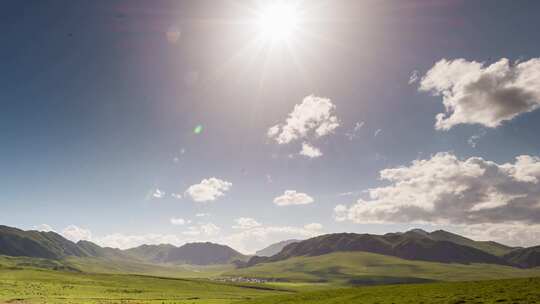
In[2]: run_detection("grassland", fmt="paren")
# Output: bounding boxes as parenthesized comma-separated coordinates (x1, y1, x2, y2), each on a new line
(0, 267, 287, 304)
(2, 253, 540, 303)
(238, 277, 540, 304)
(226, 251, 540, 284)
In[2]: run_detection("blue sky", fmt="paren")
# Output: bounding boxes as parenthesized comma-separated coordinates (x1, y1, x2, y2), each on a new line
(2, 0, 540, 253)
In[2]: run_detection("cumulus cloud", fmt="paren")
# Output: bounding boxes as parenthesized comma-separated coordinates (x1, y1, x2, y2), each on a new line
(274, 190, 314, 206)
(171, 193, 182, 199)
(335, 153, 540, 226)
(233, 217, 262, 229)
(268, 95, 339, 144)
(299, 142, 323, 158)
(185, 178, 232, 202)
(61, 225, 92, 242)
(419, 58, 540, 130)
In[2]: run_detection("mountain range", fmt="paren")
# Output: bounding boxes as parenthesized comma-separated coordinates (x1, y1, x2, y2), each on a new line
(245, 229, 538, 269)
(1, 224, 539, 269)
(0, 225, 245, 265)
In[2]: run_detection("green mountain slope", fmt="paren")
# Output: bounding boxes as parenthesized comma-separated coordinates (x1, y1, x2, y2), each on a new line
(247, 231, 509, 267)
(0, 225, 89, 259)
(504, 246, 540, 268)
(428, 230, 516, 256)
(126, 242, 247, 265)
(228, 251, 540, 284)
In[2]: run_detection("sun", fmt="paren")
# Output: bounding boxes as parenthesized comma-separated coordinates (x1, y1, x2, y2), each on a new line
(256, 3, 300, 42)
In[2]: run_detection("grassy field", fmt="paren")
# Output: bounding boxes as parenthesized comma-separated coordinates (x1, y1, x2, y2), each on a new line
(226, 251, 540, 284)
(0, 268, 288, 304)
(2, 253, 540, 303)
(237, 277, 540, 304)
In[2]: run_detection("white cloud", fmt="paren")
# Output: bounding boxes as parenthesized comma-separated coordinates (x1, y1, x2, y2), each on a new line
(195, 213, 210, 217)
(233, 217, 262, 229)
(468, 129, 487, 148)
(152, 188, 165, 199)
(335, 153, 540, 227)
(409, 70, 419, 84)
(61, 225, 92, 242)
(34, 224, 54, 232)
(304, 223, 323, 231)
(299, 142, 322, 158)
(94, 233, 182, 249)
(183, 223, 220, 237)
(221, 225, 322, 254)
(374, 129, 382, 137)
(171, 193, 182, 199)
(170, 218, 188, 225)
(268, 95, 339, 144)
(274, 190, 314, 206)
(460, 223, 540, 247)
(345, 121, 365, 140)
(185, 178, 232, 202)
(419, 58, 540, 130)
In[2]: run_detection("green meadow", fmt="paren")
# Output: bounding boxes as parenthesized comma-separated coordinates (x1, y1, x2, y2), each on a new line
(238, 277, 540, 304)
(2, 253, 540, 303)
(226, 251, 540, 284)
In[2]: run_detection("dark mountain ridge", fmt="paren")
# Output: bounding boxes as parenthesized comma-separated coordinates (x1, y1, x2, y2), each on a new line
(0, 225, 245, 265)
(244, 229, 527, 268)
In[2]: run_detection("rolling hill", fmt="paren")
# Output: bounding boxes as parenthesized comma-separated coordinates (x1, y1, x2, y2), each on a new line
(0, 225, 90, 259)
(246, 230, 510, 267)
(228, 251, 540, 284)
(504, 245, 540, 268)
(0, 225, 245, 266)
(126, 242, 247, 265)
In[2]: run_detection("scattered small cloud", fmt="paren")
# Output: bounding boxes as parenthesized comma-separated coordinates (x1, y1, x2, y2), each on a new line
(408, 70, 419, 84)
(233, 217, 262, 229)
(170, 218, 188, 225)
(152, 188, 166, 199)
(345, 121, 365, 140)
(299, 142, 322, 158)
(419, 57, 540, 130)
(185, 178, 232, 202)
(273, 190, 314, 206)
(374, 129, 382, 137)
(195, 213, 210, 217)
(171, 193, 182, 199)
(183, 223, 220, 237)
(468, 129, 487, 148)
(266, 174, 273, 184)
